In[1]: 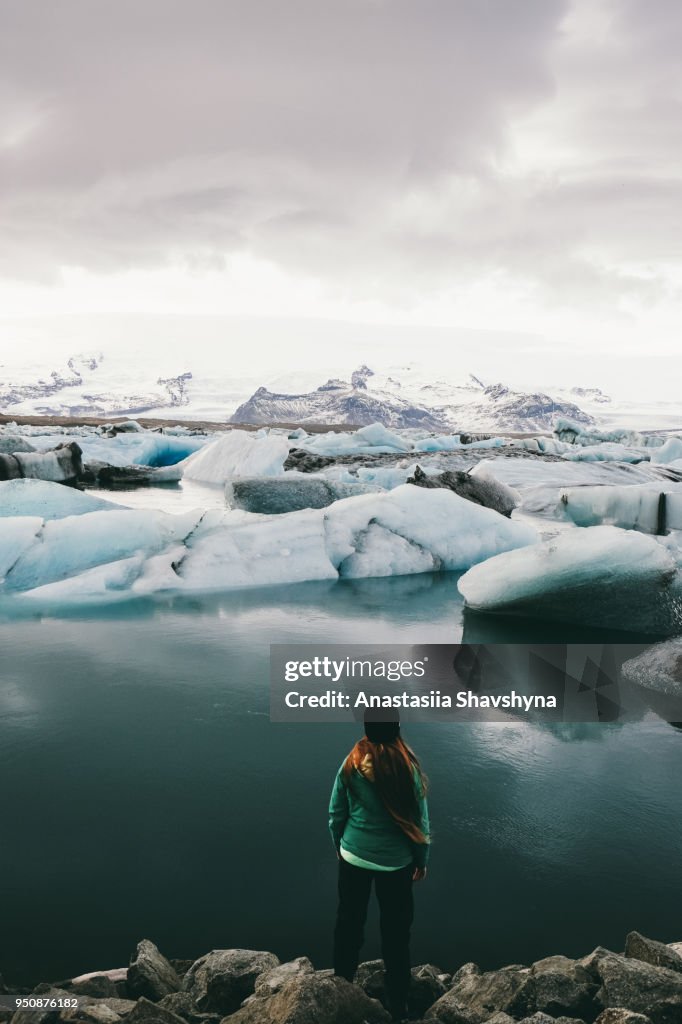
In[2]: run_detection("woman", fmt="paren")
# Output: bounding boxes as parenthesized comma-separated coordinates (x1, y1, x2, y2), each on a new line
(329, 718, 430, 1022)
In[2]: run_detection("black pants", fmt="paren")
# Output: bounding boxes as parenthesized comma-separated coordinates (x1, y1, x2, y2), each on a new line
(333, 858, 414, 1014)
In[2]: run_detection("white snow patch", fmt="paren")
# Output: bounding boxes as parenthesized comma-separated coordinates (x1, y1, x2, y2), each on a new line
(181, 430, 290, 484)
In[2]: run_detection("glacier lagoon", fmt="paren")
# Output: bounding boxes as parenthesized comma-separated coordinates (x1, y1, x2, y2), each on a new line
(1, 576, 681, 986)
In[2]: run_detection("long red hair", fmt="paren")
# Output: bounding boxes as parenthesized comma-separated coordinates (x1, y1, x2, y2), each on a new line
(343, 736, 428, 845)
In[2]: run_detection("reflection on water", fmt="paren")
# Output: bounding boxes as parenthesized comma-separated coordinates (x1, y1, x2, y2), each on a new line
(0, 574, 681, 986)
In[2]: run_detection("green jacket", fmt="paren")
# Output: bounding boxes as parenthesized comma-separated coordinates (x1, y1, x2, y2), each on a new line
(328, 759, 431, 869)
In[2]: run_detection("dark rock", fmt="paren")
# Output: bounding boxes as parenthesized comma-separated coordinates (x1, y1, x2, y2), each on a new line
(123, 998, 186, 1024)
(75, 1006, 121, 1024)
(283, 449, 338, 473)
(427, 962, 527, 1022)
(578, 950, 618, 981)
(182, 950, 279, 1016)
(516, 1015, 587, 1024)
(625, 933, 682, 975)
(406, 466, 517, 517)
(227, 476, 373, 515)
(10, 988, 78, 1024)
(71, 980, 121, 1000)
(168, 963, 195, 982)
(507, 955, 599, 1021)
(253, 958, 315, 998)
(516, 1014, 587, 1024)
(223, 973, 390, 1023)
(355, 960, 448, 1017)
(157, 992, 220, 1024)
(128, 941, 180, 1001)
(594, 1010, 654, 1023)
(595, 953, 682, 1024)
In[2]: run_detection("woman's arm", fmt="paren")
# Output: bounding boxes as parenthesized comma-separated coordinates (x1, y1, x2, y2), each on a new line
(412, 771, 431, 874)
(328, 767, 349, 852)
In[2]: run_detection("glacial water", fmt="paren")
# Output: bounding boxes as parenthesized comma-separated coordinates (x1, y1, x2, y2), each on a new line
(1, 574, 681, 987)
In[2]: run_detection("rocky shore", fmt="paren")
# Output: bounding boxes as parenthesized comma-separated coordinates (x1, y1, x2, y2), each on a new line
(3, 932, 682, 1024)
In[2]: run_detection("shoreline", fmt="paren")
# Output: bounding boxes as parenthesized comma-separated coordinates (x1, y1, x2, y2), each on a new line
(3, 932, 682, 1024)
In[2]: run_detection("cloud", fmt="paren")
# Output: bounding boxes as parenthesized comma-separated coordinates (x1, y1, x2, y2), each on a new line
(1, 0, 681, 325)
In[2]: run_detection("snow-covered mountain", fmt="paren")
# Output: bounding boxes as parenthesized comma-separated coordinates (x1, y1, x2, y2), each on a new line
(232, 365, 595, 432)
(0, 353, 194, 418)
(1, 352, 679, 431)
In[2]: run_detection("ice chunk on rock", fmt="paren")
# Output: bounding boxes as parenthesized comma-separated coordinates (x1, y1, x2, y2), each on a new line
(458, 524, 682, 634)
(181, 431, 290, 484)
(0, 479, 123, 519)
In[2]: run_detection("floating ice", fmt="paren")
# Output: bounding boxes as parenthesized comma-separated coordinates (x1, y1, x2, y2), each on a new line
(652, 438, 682, 465)
(226, 474, 377, 514)
(0, 479, 123, 520)
(458, 524, 682, 634)
(561, 442, 648, 463)
(0, 518, 42, 579)
(622, 639, 682, 697)
(84, 433, 206, 467)
(181, 430, 290, 483)
(559, 483, 682, 534)
(4, 509, 203, 592)
(1, 484, 536, 606)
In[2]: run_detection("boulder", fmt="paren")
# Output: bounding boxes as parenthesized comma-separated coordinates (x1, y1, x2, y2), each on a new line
(668, 943, 682, 959)
(223, 973, 390, 1023)
(625, 933, 682, 974)
(354, 960, 448, 1017)
(254, 958, 315, 998)
(71, 978, 121, 1000)
(595, 953, 682, 1023)
(516, 1015, 587, 1024)
(481, 1013, 516, 1024)
(506, 955, 599, 1021)
(123, 998, 186, 1024)
(182, 950, 279, 1016)
(406, 466, 518, 517)
(128, 942, 180, 1001)
(76, 1006, 121, 1024)
(594, 1010, 654, 1023)
(157, 992, 220, 1024)
(427, 962, 527, 1022)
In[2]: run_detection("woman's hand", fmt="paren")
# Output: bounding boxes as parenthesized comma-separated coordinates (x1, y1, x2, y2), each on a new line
(412, 866, 427, 882)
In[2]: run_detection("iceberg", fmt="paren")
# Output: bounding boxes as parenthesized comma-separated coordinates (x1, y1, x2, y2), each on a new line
(559, 483, 682, 534)
(181, 430, 290, 483)
(458, 524, 682, 635)
(226, 474, 377, 514)
(622, 639, 682, 697)
(4, 508, 203, 592)
(1, 484, 536, 607)
(73, 430, 204, 466)
(651, 437, 682, 465)
(0, 479, 123, 520)
(0, 518, 43, 579)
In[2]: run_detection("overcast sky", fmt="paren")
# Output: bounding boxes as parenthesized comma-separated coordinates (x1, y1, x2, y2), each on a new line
(1, 0, 681, 397)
